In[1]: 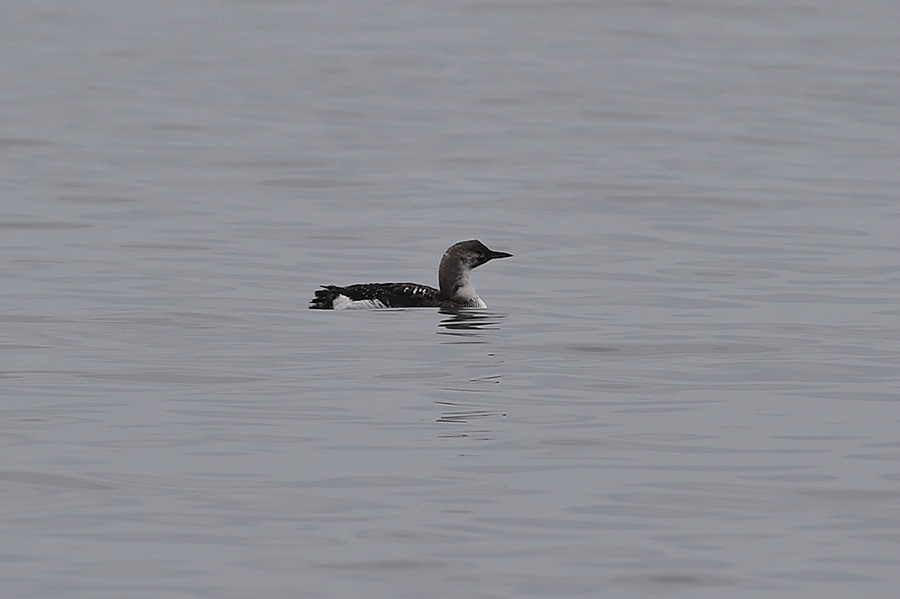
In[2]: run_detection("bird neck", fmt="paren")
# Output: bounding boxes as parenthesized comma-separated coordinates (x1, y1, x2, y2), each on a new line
(438, 260, 478, 304)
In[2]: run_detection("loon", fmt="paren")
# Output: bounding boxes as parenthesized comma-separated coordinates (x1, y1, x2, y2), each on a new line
(310, 240, 512, 310)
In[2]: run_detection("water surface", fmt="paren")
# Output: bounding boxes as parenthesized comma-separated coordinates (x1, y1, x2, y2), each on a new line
(3, 0, 900, 597)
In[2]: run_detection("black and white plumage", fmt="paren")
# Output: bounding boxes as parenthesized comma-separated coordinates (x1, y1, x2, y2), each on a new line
(310, 240, 512, 310)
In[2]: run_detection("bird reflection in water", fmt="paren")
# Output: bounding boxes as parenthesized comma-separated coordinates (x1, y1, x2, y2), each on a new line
(437, 310, 506, 336)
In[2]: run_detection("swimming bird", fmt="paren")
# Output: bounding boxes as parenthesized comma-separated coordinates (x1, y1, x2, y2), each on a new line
(310, 240, 512, 310)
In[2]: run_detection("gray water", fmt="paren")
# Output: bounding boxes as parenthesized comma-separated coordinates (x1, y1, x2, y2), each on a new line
(4, 0, 900, 597)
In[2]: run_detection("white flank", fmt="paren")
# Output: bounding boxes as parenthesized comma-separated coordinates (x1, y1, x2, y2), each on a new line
(332, 295, 387, 310)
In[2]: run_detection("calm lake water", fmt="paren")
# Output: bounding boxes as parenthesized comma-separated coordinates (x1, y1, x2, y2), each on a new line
(4, 0, 900, 597)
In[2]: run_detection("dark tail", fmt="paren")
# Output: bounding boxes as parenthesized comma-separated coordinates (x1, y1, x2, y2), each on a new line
(309, 285, 343, 309)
